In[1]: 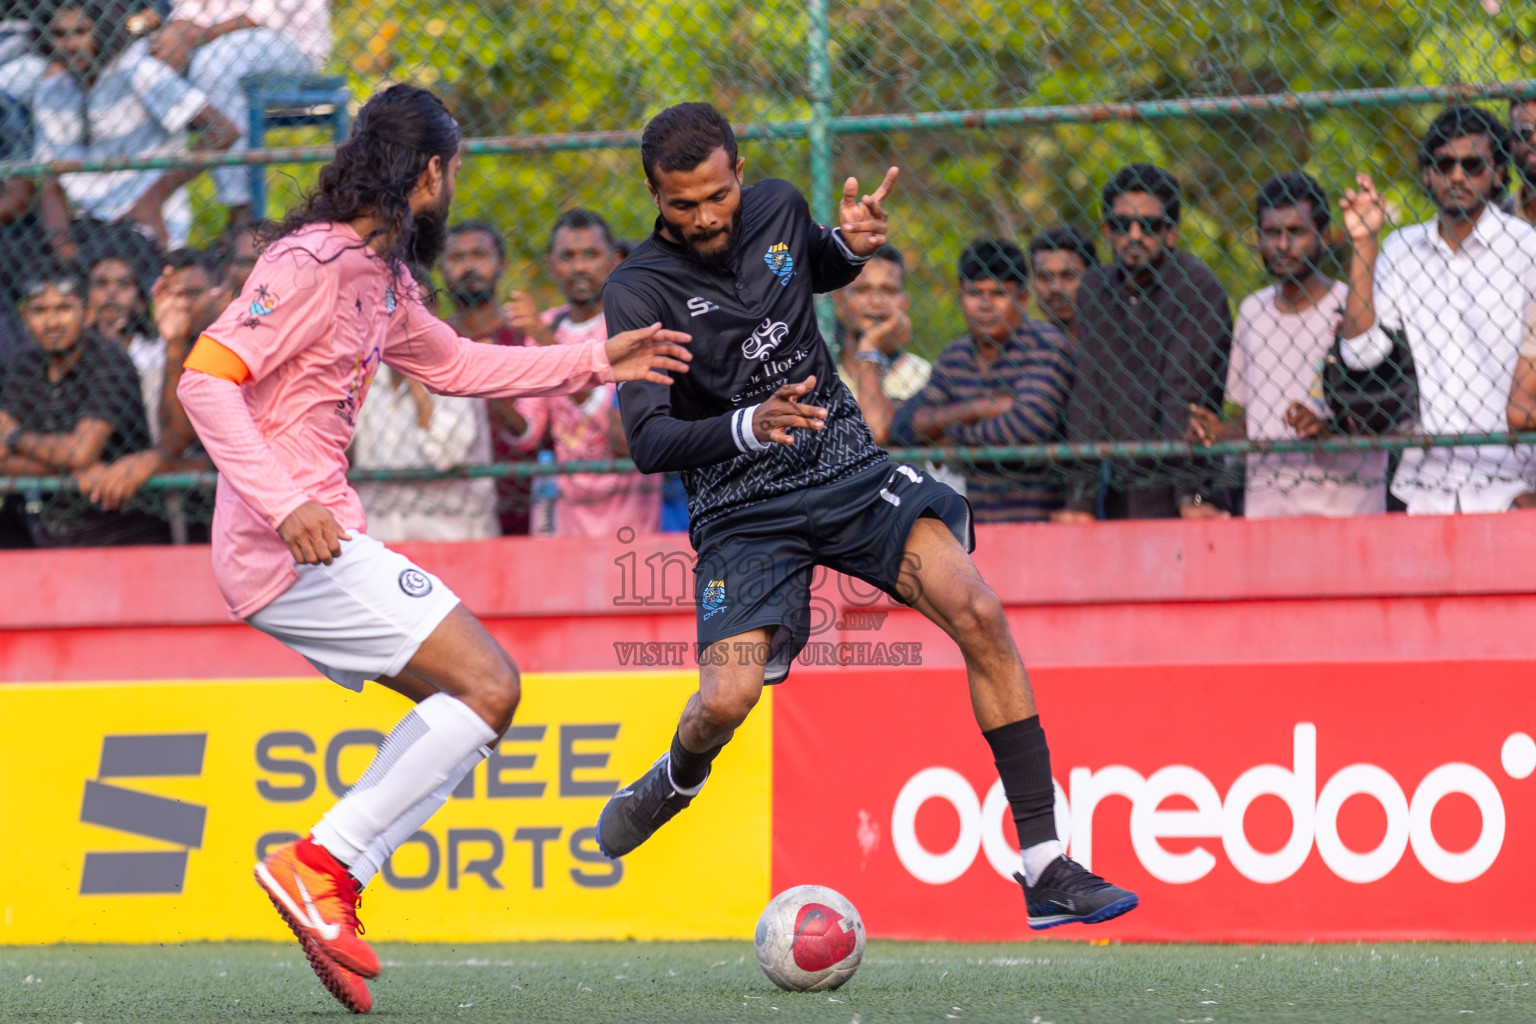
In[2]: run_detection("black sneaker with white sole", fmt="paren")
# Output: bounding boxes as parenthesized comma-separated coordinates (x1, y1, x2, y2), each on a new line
(596, 755, 706, 858)
(1015, 856, 1139, 929)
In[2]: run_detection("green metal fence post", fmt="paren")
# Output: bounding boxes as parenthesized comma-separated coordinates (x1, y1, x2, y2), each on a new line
(807, 0, 837, 344)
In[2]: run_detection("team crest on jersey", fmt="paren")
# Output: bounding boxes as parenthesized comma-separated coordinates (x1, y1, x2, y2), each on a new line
(763, 242, 795, 286)
(702, 578, 727, 619)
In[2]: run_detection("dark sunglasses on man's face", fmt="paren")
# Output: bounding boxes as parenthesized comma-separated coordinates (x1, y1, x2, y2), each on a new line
(1429, 155, 1490, 178)
(1105, 214, 1173, 235)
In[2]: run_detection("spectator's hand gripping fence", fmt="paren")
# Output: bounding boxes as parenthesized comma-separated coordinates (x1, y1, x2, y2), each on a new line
(4, 0, 1536, 539)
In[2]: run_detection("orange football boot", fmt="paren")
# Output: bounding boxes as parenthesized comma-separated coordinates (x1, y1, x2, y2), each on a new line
(255, 836, 381, 980)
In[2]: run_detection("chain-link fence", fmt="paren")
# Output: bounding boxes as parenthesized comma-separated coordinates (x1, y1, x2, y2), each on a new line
(3, 0, 1536, 545)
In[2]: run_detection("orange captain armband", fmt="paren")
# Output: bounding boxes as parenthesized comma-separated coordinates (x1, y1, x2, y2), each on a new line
(184, 335, 252, 385)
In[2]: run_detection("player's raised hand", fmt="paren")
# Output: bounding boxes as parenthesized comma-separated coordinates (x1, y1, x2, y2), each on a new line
(605, 323, 692, 385)
(839, 167, 899, 257)
(1339, 173, 1387, 244)
(753, 376, 828, 446)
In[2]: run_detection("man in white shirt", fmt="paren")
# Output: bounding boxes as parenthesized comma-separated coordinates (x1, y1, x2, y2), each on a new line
(350, 366, 500, 543)
(32, 1, 239, 249)
(1188, 173, 1386, 516)
(1338, 106, 1536, 514)
(148, 1, 330, 216)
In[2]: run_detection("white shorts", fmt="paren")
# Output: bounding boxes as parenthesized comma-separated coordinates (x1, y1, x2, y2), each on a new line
(246, 533, 461, 691)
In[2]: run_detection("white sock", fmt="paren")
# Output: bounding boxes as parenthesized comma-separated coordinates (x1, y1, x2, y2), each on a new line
(1021, 839, 1064, 887)
(312, 693, 496, 867)
(347, 744, 490, 888)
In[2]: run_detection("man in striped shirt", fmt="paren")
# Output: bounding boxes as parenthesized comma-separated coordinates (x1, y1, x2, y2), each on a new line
(889, 238, 1074, 521)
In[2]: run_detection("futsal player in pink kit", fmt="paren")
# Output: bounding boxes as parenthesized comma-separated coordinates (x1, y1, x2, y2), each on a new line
(177, 85, 690, 1013)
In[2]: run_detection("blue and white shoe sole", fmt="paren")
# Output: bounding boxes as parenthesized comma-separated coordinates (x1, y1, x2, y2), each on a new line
(595, 802, 627, 860)
(1027, 893, 1139, 930)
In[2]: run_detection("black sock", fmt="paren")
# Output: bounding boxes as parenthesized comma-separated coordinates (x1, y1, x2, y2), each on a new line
(669, 730, 720, 790)
(983, 715, 1057, 849)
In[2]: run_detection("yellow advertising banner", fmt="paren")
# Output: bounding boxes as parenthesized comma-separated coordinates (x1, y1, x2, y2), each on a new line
(0, 673, 770, 944)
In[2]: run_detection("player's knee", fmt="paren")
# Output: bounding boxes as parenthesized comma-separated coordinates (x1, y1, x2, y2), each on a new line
(469, 652, 521, 734)
(952, 584, 1007, 642)
(699, 684, 759, 731)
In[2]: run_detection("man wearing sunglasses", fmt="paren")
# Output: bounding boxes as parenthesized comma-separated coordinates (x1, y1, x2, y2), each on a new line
(1052, 162, 1232, 521)
(1340, 105, 1536, 514)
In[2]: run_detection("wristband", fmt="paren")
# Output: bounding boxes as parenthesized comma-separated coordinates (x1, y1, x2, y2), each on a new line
(855, 350, 885, 367)
(732, 404, 768, 453)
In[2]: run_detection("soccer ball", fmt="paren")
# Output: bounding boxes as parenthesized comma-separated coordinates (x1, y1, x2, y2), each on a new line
(753, 884, 865, 992)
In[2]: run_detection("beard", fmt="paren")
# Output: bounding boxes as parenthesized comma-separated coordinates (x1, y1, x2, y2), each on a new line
(1262, 243, 1323, 283)
(1431, 176, 1493, 219)
(680, 208, 742, 271)
(1437, 195, 1487, 219)
(1116, 243, 1166, 273)
(409, 191, 452, 268)
(447, 273, 496, 307)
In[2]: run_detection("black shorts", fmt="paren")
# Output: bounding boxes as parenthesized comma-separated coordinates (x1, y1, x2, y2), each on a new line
(691, 459, 974, 684)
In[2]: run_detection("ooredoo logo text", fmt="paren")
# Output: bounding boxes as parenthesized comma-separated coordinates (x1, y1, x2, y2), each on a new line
(891, 723, 1532, 887)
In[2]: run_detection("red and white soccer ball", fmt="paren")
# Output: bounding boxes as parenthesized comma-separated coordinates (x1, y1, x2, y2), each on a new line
(753, 884, 865, 992)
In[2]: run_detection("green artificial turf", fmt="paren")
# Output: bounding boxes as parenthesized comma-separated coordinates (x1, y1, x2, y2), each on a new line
(2, 941, 1532, 1023)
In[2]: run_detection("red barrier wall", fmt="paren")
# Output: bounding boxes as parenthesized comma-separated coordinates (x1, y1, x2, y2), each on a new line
(5, 513, 1536, 942)
(6, 513, 1536, 681)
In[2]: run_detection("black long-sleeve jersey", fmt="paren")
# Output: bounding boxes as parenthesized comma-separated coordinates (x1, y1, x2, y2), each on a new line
(606, 178, 887, 530)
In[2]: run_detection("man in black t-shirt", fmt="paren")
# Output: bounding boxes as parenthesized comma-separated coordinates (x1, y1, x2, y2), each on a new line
(597, 103, 1137, 930)
(0, 263, 167, 546)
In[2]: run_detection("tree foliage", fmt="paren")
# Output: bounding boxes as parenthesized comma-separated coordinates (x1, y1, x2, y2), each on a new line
(238, 1, 1536, 347)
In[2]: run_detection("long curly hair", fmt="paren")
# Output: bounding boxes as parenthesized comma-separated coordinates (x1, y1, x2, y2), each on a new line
(267, 84, 461, 284)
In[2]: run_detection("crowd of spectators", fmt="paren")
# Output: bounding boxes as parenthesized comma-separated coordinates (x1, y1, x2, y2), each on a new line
(5, 31, 1536, 545)
(888, 103, 1536, 522)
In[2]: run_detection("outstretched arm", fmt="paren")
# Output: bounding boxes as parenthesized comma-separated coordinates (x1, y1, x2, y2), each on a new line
(384, 291, 689, 399)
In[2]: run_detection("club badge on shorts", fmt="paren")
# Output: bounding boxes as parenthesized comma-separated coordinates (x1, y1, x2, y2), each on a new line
(702, 578, 727, 619)
(398, 568, 433, 598)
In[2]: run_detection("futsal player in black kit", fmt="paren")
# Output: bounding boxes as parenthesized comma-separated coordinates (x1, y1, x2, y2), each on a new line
(596, 102, 1136, 928)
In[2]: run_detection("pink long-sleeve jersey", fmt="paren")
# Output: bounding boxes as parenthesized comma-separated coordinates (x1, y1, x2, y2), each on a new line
(184, 222, 613, 618)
